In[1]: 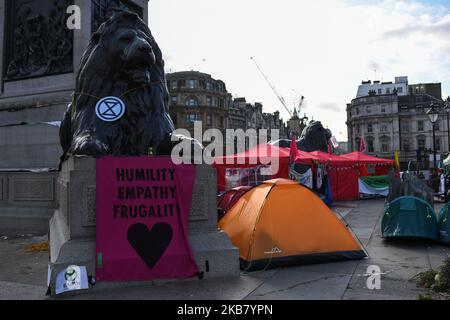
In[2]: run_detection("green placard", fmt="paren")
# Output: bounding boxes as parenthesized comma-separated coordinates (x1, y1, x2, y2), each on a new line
(97, 252, 103, 268)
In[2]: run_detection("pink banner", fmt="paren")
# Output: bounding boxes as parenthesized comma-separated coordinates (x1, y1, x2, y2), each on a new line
(95, 156, 199, 281)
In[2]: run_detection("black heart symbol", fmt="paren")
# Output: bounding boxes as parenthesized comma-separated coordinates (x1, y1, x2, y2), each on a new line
(127, 223, 173, 269)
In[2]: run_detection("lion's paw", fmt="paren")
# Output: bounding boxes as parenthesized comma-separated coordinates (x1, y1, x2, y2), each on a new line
(72, 135, 109, 156)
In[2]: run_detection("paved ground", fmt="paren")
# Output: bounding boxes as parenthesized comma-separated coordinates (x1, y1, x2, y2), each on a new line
(1, 199, 449, 300)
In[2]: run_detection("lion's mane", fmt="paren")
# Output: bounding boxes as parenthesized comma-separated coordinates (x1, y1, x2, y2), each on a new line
(60, 10, 174, 158)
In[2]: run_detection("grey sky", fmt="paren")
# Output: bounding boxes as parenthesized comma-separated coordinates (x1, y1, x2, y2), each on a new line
(149, 0, 450, 141)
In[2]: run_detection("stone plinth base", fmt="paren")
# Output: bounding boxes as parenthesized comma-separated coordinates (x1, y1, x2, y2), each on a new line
(48, 156, 239, 296)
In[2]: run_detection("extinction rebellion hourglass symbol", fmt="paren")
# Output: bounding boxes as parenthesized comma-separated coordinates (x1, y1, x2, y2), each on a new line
(95, 97, 126, 122)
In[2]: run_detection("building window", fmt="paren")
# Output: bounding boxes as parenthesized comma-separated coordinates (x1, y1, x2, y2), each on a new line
(206, 114, 212, 126)
(417, 120, 424, 132)
(381, 105, 386, 113)
(366, 106, 371, 114)
(206, 96, 212, 106)
(186, 113, 199, 123)
(220, 116, 224, 127)
(187, 79, 197, 89)
(170, 96, 178, 105)
(386, 88, 391, 94)
(402, 140, 410, 152)
(381, 141, 389, 152)
(367, 139, 374, 153)
(356, 108, 360, 115)
(436, 138, 441, 151)
(378, 89, 382, 95)
(380, 124, 388, 132)
(206, 81, 212, 90)
(186, 97, 198, 107)
(219, 98, 224, 108)
(367, 123, 373, 133)
(356, 124, 361, 134)
(401, 123, 409, 133)
(397, 87, 403, 93)
(355, 138, 360, 150)
(171, 80, 178, 90)
(435, 121, 440, 131)
(418, 137, 426, 150)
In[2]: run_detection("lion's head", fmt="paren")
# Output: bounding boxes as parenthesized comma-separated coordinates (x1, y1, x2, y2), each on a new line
(297, 121, 332, 152)
(78, 10, 159, 88)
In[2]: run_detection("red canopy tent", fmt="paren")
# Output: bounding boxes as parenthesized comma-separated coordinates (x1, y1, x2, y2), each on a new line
(213, 144, 316, 192)
(341, 152, 395, 176)
(309, 151, 355, 165)
(309, 151, 359, 201)
(340, 151, 394, 164)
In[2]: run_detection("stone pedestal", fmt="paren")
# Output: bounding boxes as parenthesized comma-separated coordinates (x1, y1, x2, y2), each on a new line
(48, 156, 239, 295)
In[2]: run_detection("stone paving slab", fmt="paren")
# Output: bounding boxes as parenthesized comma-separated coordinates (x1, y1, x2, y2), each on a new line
(345, 275, 425, 300)
(0, 235, 48, 287)
(353, 261, 428, 282)
(245, 267, 352, 300)
(0, 281, 47, 300)
(283, 260, 359, 275)
(342, 289, 419, 300)
(60, 275, 264, 300)
(351, 227, 374, 240)
(364, 242, 430, 268)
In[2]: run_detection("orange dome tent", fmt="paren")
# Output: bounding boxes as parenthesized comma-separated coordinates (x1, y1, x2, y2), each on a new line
(219, 179, 366, 270)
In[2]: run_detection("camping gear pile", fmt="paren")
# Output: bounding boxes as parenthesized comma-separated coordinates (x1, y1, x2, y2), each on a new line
(218, 179, 366, 270)
(382, 172, 450, 244)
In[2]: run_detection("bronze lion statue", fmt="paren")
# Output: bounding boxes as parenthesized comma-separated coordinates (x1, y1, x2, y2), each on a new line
(297, 120, 332, 152)
(270, 121, 332, 152)
(59, 10, 177, 159)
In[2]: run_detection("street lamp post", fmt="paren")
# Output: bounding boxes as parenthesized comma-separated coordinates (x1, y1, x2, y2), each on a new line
(445, 97, 450, 152)
(427, 103, 439, 172)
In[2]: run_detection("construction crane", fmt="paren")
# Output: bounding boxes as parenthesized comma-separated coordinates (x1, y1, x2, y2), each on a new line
(251, 57, 294, 118)
(293, 94, 305, 118)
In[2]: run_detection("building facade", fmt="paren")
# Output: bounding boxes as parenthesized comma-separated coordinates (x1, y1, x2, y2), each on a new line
(356, 76, 409, 98)
(262, 111, 287, 140)
(166, 71, 231, 139)
(228, 97, 246, 131)
(347, 76, 446, 170)
(166, 71, 288, 153)
(229, 97, 287, 139)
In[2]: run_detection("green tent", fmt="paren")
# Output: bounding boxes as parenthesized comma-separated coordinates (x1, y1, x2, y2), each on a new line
(382, 196, 439, 240)
(438, 203, 450, 244)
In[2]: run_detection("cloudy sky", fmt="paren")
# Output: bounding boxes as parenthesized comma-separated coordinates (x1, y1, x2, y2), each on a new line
(149, 0, 450, 141)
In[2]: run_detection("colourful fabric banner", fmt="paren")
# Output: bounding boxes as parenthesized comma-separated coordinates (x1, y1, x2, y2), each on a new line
(358, 179, 389, 197)
(96, 156, 199, 281)
(360, 175, 389, 189)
